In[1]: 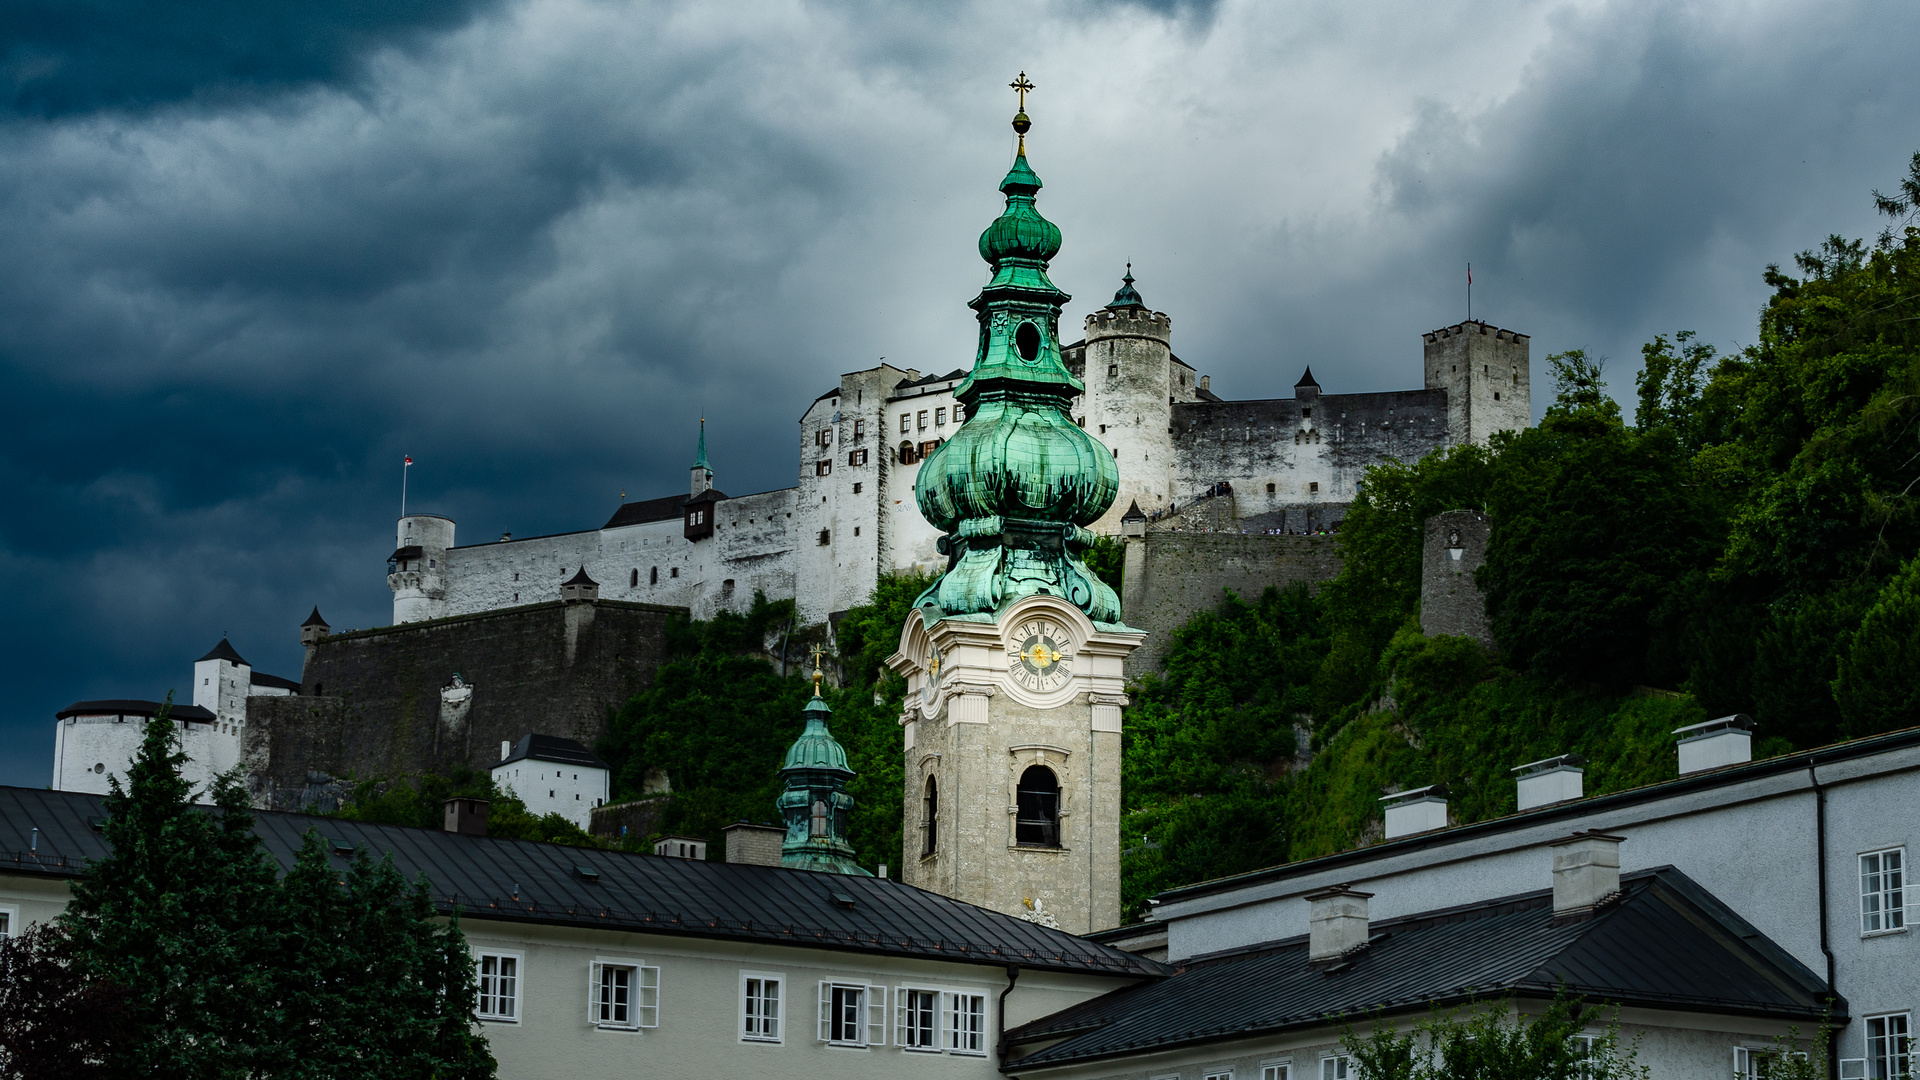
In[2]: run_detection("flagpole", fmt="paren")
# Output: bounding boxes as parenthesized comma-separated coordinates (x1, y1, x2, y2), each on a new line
(401, 457, 410, 518)
(1467, 263, 1472, 323)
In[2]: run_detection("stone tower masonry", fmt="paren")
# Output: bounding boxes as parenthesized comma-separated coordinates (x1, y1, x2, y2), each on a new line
(1423, 320, 1532, 445)
(1082, 271, 1175, 533)
(389, 514, 454, 624)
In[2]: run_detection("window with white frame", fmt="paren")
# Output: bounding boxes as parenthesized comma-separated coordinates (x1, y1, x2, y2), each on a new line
(588, 959, 658, 1030)
(1569, 1033, 1598, 1080)
(1737, 1045, 1809, 1078)
(0, 906, 15, 938)
(475, 951, 521, 1021)
(1866, 1013, 1912, 1079)
(945, 991, 986, 1055)
(1321, 1055, 1352, 1080)
(900, 413, 911, 434)
(896, 987, 939, 1050)
(1260, 1062, 1291, 1080)
(818, 982, 885, 1047)
(741, 972, 782, 1042)
(1203, 1070, 1234, 1080)
(1862, 849, 1906, 934)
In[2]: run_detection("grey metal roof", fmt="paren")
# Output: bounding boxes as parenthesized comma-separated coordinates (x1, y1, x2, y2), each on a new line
(1003, 867, 1837, 1072)
(53, 700, 217, 723)
(249, 671, 301, 692)
(0, 787, 1167, 980)
(1158, 724, 1920, 906)
(493, 734, 609, 771)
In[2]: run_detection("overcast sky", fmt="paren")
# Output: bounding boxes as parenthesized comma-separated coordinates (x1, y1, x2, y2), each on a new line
(2, 0, 1916, 787)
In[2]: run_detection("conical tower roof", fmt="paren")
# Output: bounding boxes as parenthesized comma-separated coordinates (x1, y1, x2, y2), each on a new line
(693, 418, 710, 471)
(1107, 265, 1145, 309)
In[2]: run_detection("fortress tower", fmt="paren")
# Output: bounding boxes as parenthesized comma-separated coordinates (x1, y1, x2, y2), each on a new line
(1081, 270, 1176, 532)
(389, 514, 454, 624)
(887, 81, 1142, 934)
(1423, 320, 1532, 445)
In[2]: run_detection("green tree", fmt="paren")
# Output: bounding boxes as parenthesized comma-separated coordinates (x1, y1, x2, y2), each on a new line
(1833, 554, 1920, 737)
(1341, 996, 1648, 1080)
(1635, 330, 1717, 454)
(0, 923, 135, 1079)
(60, 701, 284, 1079)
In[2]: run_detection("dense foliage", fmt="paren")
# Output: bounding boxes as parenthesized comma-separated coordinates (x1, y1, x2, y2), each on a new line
(0, 923, 135, 1079)
(330, 766, 601, 847)
(1340, 996, 1649, 1080)
(597, 581, 923, 873)
(56, 705, 496, 1079)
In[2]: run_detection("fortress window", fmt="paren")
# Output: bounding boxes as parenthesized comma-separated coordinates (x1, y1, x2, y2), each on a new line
(816, 460, 831, 476)
(630, 569, 638, 587)
(1267, 483, 1276, 493)
(819, 530, 831, 546)
(1014, 321, 1040, 361)
(1310, 482, 1320, 494)
(900, 413, 910, 433)
(1301, 407, 1311, 418)
(670, 568, 678, 578)
(918, 410, 928, 430)
(852, 483, 862, 494)
(853, 527, 859, 536)
(922, 776, 938, 856)
(854, 419, 865, 439)
(1076, 416, 1085, 427)
(1015, 766, 1060, 848)
(1494, 392, 1501, 400)
(935, 407, 946, 426)
(899, 442, 916, 464)
(650, 567, 658, 585)
(848, 449, 868, 467)
(1108, 365, 1118, 377)
(954, 405, 965, 422)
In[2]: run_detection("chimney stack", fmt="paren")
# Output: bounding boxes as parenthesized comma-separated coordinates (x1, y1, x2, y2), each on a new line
(500, 740, 511, 762)
(443, 797, 489, 837)
(1380, 784, 1449, 839)
(723, 822, 785, 866)
(1551, 831, 1624, 918)
(1674, 714, 1753, 775)
(1305, 885, 1373, 963)
(1513, 754, 1586, 811)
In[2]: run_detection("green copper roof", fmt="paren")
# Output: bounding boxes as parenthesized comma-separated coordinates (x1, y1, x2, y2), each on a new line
(693, 419, 710, 471)
(1108, 266, 1144, 309)
(781, 697, 852, 774)
(912, 102, 1127, 626)
(776, 693, 868, 876)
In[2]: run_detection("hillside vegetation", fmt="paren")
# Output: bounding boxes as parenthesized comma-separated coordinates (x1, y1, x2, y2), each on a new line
(575, 156, 1920, 915)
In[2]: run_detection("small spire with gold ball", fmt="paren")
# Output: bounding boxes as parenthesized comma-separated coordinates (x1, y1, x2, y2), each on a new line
(1010, 71, 1034, 155)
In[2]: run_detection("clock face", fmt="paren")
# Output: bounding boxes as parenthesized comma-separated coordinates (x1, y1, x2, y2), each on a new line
(1008, 618, 1072, 694)
(921, 646, 943, 704)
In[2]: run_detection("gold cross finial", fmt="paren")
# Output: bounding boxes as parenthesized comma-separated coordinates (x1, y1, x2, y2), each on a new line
(1010, 72, 1033, 110)
(810, 644, 825, 697)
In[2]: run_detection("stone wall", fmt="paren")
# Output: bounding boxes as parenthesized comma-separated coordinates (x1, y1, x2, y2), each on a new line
(1419, 510, 1493, 647)
(1120, 531, 1342, 676)
(244, 598, 679, 809)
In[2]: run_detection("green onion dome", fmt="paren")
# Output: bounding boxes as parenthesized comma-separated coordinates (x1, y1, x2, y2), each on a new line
(915, 393, 1117, 534)
(977, 156, 1062, 266)
(781, 697, 852, 775)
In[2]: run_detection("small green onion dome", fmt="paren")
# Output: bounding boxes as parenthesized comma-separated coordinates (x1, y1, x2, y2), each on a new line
(978, 155, 1062, 266)
(781, 697, 852, 775)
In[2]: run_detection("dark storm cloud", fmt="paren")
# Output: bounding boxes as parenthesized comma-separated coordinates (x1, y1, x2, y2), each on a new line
(2, 0, 504, 116)
(1, 0, 1916, 786)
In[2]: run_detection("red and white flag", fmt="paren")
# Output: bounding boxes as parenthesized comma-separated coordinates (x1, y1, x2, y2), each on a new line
(404, 456, 413, 466)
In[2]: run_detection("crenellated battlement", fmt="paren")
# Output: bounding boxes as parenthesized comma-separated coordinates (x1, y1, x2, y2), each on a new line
(1423, 320, 1529, 345)
(1085, 307, 1172, 342)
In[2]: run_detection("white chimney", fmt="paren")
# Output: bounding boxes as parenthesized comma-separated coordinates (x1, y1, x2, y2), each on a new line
(1674, 714, 1753, 775)
(500, 740, 511, 762)
(1551, 831, 1624, 917)
(1513, 754, 1586, 811)
(1379, 784, 1449, 839)
(1305, 885, 1373, 962)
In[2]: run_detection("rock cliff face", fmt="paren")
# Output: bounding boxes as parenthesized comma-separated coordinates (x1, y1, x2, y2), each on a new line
(244, 598, 678, 809)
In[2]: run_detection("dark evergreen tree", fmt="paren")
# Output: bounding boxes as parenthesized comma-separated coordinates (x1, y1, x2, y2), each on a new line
(0, 923, 135, 1079)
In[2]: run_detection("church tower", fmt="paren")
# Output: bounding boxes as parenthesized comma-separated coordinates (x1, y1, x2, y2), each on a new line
(886, 77, 1144, 934)
(776, 653, 871, 875)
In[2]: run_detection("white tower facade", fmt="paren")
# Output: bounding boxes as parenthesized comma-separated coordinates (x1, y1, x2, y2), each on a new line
(389, 514, 455, 624)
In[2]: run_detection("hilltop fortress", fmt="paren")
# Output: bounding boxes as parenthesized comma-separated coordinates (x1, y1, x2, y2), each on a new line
(388, 287, 1531, 628)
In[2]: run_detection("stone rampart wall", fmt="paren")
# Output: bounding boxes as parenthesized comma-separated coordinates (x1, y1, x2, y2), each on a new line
(1419, 510, 1493, 647)
(244, 599, 679, 808)
(1121, 532, 1342, 676)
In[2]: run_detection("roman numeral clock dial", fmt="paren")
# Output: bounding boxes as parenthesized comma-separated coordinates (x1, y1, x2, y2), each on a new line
(1008, 619, 1072, 693)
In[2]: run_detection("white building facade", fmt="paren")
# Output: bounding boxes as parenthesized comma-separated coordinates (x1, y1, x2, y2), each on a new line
(490, 734, 611, 832)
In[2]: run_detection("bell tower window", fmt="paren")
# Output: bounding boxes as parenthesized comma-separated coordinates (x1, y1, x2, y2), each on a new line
(1015, 766, 1060, 848)
(922, 777, 938, 856)
(1015, 321, 1041, 362)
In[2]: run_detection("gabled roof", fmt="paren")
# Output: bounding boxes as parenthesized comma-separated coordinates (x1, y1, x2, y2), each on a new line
(249, 672, 301, 692)
(0, 787, 1166, 980)
(53, 700, 217, 723)
(494, 733, 609, 770)
(195, 638, 249, 666)
(604, 492, 717, 529)
(1004, 867, 1836, 1071)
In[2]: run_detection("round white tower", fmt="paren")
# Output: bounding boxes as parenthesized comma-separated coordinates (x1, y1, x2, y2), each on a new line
(389, 514, 455, 623)
(1082, 271, 1175, 532)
